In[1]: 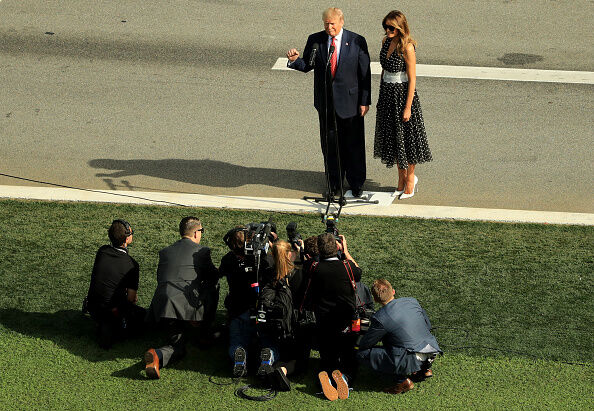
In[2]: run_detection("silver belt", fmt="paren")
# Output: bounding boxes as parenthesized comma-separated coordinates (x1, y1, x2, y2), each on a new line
(382, 71, 408, 83)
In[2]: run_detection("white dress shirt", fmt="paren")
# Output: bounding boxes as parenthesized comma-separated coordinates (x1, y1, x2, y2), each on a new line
(327, 28, 344, 63)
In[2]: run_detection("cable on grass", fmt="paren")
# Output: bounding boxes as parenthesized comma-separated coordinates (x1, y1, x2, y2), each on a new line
(234, 385, 277, 401)
(0, 172, 189, 207)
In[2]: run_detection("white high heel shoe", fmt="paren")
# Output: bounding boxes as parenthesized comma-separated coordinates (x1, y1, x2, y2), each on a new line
(399, 175, 418, 200)
(392, 187, 405, 197)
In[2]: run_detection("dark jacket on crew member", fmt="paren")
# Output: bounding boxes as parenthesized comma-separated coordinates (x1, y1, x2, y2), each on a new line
(148, 238, 219, 323)
(310, 258, 362, 329)
(87, 245, 139, 315)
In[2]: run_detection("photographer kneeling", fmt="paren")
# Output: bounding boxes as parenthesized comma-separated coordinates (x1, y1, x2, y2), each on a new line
(220, 225, 275, 378)
(309, 233, 361, 401)
(357, 279, 442, 394)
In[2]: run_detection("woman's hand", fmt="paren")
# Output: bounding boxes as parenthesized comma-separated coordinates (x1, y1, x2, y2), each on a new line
(403, 106, 411, 122)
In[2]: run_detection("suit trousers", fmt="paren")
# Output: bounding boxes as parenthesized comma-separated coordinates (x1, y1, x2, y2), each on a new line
(157, 319, 189, 367)
(356, 346, 426, 383)
(318, 110, 366, 193)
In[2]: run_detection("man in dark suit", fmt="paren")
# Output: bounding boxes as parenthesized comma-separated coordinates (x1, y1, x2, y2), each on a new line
(287, 7, 371, 198)
(144, 216, 219, 379)
(357, 279, 442, 394)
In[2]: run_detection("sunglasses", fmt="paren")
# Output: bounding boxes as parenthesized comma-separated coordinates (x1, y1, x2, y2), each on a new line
(195, 227, 205, 234)
(383, 24, 396, 32)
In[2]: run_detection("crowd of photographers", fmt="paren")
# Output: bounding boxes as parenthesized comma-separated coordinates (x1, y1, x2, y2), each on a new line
(84, 217, 441, 400)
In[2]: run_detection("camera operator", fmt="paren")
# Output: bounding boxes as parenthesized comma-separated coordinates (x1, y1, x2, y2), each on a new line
(309, 232, 361, 400)
(356, 279, 442, 394)
(256, 239, 308, 391)
(219, 225, 274, 378)
(85, 219, 146, 349)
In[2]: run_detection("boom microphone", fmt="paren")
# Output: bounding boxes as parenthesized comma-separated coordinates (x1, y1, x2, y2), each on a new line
(326, 45, 335, 67)
(308, 43, 318, 66)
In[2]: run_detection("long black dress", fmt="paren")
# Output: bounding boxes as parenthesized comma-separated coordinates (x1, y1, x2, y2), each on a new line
(374, 37, 432, 169)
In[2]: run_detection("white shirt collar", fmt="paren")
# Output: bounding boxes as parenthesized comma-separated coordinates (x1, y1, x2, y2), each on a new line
(327, 29, 344, 61)
(328, 29, 343, 45)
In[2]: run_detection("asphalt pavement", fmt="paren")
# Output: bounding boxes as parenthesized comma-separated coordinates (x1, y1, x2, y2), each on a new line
(1, 0, 592, 213)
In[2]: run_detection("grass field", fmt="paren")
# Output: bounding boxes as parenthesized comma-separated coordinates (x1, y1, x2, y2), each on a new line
(0, 199, 592, 409)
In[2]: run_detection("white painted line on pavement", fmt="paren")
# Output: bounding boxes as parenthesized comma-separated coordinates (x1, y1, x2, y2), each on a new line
(272, 58, 594, 84)
(1, 185, 592, 226)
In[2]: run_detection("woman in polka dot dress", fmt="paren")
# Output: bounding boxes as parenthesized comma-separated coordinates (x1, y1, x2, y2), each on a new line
(374, 10, 432, 200)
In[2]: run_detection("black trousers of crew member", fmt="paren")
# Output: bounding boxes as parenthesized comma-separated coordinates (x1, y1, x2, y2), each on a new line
(318, 110, 366, 194)
(90, 301, 146, 349)
(316, 318, 358, 381)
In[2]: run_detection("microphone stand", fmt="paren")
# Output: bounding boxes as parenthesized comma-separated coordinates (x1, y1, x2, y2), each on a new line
(303, 44, 378, 221)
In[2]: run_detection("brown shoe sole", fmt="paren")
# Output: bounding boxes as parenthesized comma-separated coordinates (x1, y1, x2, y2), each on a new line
(318, 371, 338, 401)
(384, 378, 414, 395)
(144, 349, 160, 379)
(332, 370, 349, 400)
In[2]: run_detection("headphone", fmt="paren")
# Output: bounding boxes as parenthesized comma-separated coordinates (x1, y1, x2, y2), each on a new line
(113, 219, 132, 236)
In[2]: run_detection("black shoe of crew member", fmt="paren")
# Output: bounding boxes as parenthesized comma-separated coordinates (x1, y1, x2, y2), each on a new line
(85, 219, 147, 349)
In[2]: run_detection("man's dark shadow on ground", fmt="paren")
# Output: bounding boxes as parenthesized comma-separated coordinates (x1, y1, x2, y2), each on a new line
(0, 308, 103, 360)
(0, 308, 232, 380)
(89, 159, 383, 193)
(0, 308, 439, 389)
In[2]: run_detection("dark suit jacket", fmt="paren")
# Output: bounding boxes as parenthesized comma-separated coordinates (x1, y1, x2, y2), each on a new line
(359, 297, 441, 355)
(310, 259, 362, 330)
(289, 29, 371, 119)
(148, 238, 219, 322)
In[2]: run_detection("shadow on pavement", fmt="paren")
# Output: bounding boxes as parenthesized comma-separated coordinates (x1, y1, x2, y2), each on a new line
(89, 158, 382, 193)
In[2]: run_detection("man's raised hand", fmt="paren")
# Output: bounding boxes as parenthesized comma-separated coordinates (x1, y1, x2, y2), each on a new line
(287, 48, 300, 62)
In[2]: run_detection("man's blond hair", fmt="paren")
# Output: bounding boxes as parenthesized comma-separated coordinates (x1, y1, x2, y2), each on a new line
(371, 279, 394, 304)
(322, 7, 344, 22)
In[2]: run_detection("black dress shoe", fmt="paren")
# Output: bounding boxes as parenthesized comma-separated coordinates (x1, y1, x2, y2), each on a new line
(351, 188, 363, 198)
(270, 367, 291, 391)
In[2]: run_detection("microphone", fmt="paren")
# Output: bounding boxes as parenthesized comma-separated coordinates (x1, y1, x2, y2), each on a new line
(326, 45, 335, 67)
(308, 43, 318, 67)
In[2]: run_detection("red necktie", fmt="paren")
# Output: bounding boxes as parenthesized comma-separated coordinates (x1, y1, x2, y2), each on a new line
(330, 37, 337, 78)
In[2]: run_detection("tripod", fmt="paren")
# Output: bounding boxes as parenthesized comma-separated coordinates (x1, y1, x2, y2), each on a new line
(303, 45, 378, 219)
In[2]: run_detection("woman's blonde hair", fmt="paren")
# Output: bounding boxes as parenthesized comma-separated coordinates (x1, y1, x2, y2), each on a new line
(383, 10, 417, 57)
(271, 240, 294, 284)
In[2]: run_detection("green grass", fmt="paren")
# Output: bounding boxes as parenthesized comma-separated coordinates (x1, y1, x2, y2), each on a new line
(0, 199, 592, 409)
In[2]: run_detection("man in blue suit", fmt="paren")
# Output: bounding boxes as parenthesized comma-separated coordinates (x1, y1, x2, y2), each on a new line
(287, 7, 371, 198)
(357, 279, 442, 394)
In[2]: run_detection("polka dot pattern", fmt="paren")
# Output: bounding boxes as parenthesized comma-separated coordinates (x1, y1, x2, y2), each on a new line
(374, 37, 432, 169)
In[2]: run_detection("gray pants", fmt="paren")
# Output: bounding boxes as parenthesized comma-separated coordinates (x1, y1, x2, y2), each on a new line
(157, 319, 189, 367)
